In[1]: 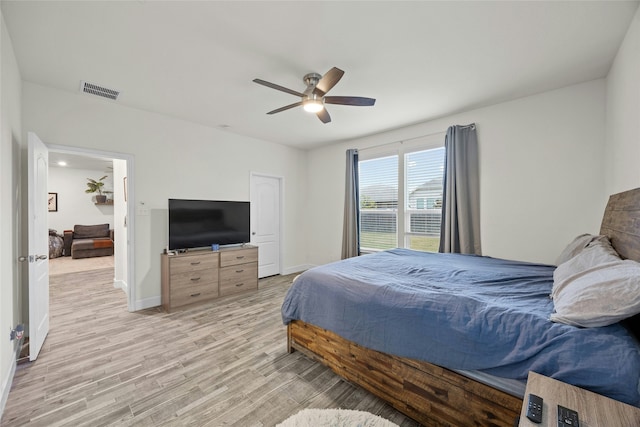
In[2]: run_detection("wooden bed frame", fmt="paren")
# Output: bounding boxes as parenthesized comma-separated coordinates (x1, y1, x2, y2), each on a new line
(287, 187, 640, 427)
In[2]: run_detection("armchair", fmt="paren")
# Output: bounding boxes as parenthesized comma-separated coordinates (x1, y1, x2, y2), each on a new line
(63, 224, 114, 259)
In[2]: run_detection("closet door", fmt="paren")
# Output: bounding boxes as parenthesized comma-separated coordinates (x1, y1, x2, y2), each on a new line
(250, 174, 281, 278)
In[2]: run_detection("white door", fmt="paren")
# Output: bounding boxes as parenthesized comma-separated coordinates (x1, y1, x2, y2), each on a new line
(27, 132, 50, 361)
(250, 174, 281, 278)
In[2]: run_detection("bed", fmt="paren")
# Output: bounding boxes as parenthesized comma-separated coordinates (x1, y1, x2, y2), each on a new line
(282, 187, 640, 427)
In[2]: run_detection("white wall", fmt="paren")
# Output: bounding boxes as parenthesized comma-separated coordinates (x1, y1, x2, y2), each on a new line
(22, 82, 308, 304)
(48, 166, 115, 234)
(306, 80, 607, 266)
(0, 9, 22, 417)
(606, 6, 640, 194)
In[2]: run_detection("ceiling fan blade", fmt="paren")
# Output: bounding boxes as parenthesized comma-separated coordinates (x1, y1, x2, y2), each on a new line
(314, 67, 344, 96)
(316, 108, 331, 124)
(324, 96, 376, 106)
(253, 78, 305, 98)
(266, 101, 303, 115)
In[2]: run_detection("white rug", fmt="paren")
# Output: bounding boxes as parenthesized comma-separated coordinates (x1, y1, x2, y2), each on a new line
(276, 409, 400, 427)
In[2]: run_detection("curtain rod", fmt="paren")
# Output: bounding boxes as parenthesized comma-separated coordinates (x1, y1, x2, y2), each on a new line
(358, 130, 446, 152)
(358, 123, 475, 152)
(458, 123, 476, 129)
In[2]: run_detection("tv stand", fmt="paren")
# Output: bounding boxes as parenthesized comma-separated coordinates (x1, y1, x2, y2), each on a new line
(161, 245, 258, 312)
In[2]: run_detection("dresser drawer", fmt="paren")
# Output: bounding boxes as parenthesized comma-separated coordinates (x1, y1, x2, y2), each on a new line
(220, 247, 258, 267)
(219, 264, 258, 296)
(170, 268, 218, 289)
(169, 253, 218, 274)
(170, 281, 219, 308)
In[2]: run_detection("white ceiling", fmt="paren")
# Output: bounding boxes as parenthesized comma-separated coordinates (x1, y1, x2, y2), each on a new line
(2, 1, 638, 149)
(48, 152, 113, 172)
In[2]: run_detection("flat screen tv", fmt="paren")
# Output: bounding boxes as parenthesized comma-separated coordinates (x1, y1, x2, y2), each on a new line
(168, 199, 250, 250)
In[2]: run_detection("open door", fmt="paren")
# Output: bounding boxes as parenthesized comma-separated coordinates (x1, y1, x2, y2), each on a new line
(27, 132, 50, 361)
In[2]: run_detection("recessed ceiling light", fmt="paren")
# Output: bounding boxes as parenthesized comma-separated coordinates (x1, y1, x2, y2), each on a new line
(57, 161, 67, 166)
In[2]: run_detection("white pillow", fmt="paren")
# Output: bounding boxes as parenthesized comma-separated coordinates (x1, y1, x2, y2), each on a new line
(551, 239, 620, 300)
(555, 234, 607, 265)
(550, 259, 640, 327)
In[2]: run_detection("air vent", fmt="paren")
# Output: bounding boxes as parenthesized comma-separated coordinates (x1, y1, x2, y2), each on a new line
(80, 81, 120, 100)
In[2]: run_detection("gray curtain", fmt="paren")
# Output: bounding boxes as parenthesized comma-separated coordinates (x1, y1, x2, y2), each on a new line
(439, 124, 481, 255)
(341, 149, 360, 259)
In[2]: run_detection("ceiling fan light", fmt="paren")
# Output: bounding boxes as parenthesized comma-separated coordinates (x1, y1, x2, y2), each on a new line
(303, 99, 324, 113)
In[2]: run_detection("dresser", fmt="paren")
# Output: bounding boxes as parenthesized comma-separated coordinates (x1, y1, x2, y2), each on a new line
(161, 245, 258, 312)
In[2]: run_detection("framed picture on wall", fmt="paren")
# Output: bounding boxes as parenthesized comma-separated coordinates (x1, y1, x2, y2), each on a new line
(48, 192, 58, 212)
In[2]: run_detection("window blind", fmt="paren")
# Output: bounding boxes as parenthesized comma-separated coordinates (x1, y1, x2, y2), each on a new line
(358, 144, 444, 253)
(359, 155, 398, 251)
(405, 147, 445, 252)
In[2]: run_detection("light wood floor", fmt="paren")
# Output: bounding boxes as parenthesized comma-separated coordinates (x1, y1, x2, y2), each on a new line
(1, 268, 421, 426)
(48, 255, 114, 275)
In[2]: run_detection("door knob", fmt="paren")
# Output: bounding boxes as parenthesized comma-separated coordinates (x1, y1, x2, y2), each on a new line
(252, 232, 256, 235)
(18, 255, 48, 262)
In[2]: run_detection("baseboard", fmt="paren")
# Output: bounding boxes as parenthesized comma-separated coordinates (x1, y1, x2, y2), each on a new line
(282, 264, 314, 275)
(113, 279, 127, 292)
(133, 296, 161, 311)
(0, 359, 16, 421)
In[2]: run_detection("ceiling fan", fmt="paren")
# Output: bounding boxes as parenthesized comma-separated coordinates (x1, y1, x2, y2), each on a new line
(253, 67, 376, 124)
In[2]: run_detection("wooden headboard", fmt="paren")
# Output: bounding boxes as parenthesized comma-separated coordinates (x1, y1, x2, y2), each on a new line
(600, 187, 640, 262)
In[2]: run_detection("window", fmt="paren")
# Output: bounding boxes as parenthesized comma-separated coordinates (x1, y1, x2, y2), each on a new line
(359, 155, 398, 250)
(359, 140, 444, 252)
(405, 147, 445, 252)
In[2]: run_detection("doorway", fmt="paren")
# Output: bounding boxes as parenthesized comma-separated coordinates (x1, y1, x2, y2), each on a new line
(25, 137, 135, 362)
(46, 144, 135, 310)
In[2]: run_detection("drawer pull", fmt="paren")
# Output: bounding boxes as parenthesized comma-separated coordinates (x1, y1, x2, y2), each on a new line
(190, 293, 201, 297)
(190, 261, 201, 265)
(236, 256, 245, 260)
(235, 283, 244, 287)
(235, 269, 244, 273)
(190, 277, 201, 281)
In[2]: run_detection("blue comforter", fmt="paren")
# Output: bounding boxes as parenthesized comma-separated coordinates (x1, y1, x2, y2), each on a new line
(282, 249, 640, 405)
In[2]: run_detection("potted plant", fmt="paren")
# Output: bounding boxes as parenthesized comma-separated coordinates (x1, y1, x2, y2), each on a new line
(85, 175, 111, 203)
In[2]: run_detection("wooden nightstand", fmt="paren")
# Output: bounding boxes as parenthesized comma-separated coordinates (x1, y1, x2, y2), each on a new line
(518, 371, 640, 426)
